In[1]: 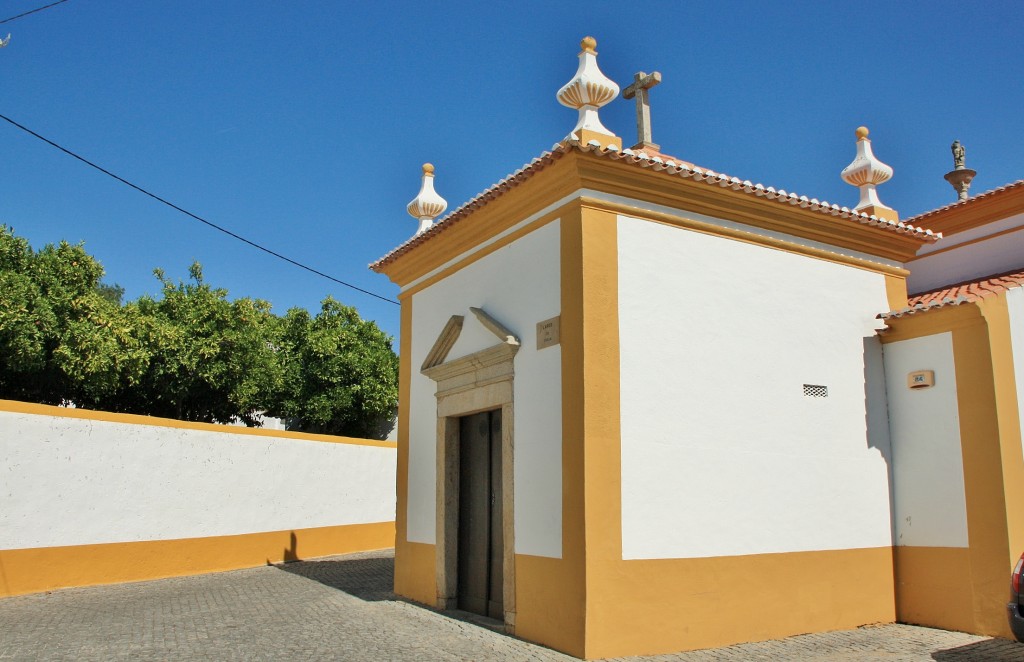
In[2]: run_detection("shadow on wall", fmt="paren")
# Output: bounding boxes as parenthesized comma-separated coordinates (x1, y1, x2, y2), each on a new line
(863, 335, 893, 466)
(284, 409, 397, 441)
(373, 409, 398, 442)
(931, 637, 1024, 660)
(863, 335, 895, 530)
(272, 550, 396, 602)
(284, 531, 299, 562)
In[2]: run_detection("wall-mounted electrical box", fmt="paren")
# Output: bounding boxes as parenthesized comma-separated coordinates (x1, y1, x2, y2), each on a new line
(907, 370, 935, 389)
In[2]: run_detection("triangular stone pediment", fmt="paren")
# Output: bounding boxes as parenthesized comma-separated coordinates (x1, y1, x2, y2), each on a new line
(421, 307, 520, 373)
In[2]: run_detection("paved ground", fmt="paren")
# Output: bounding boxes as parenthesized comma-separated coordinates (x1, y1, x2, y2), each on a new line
(1, 549, 1022, 661)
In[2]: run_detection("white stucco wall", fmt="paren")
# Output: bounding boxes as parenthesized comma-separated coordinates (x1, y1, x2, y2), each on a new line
(907, 213, 1024, 294)
(1008, 288, 1024, 461)
(618, 216, 895, 559)
(0, 411, 396, 549)
(407, 219, 563, 557)
(882, 332, 969, 548)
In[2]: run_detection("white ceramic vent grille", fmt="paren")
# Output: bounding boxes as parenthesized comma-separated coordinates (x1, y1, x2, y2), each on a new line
(803, 384, 828, 398)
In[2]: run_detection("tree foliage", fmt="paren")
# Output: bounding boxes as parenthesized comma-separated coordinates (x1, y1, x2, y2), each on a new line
(0, 225, 141, 406)
(0, 225, 398, 438)
(271, 298, 399, 438)
(107, 263, 285, 426)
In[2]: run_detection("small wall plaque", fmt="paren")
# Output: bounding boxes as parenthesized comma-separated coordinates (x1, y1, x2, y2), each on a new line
(908, 370, 935, 389)
(536, 316, 560, 350)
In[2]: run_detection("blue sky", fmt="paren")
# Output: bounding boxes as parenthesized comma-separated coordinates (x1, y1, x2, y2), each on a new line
(2, 1, 1021, 340)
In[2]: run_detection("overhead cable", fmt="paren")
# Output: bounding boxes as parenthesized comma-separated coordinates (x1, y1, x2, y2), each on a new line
(0, 0, 71, 25)
(0, 112, 399, 306)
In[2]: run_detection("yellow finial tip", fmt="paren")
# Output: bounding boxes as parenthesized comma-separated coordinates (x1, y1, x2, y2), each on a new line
(422, 163, 435, 175)
(856, 126, 870, 140)
(581, 36, 597, 53)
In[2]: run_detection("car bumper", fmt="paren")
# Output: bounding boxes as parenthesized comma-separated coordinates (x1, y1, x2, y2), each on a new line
(1009, 602, 1024, 642)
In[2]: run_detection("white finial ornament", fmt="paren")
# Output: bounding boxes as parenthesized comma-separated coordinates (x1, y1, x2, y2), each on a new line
(407, 163, 447, 235)
(557, 37, 620, 143)
(841, 126, 895, 215)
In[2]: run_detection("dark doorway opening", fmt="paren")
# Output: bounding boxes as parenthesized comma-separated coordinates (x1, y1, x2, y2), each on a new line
(456, 409, 503, 620)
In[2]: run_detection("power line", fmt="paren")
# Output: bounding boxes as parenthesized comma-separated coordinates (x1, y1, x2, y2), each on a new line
(0, 113, 399, 306)
(0, 0, 71, 25)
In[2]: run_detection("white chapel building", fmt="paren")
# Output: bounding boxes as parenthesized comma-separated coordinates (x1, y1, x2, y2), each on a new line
(371, 37, 1024, 658)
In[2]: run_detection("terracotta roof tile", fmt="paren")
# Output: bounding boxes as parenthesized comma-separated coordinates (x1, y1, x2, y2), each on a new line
(880, 267, 1024, 319)
(371, 139, 939, 272)
(906, 179, 1024, 224)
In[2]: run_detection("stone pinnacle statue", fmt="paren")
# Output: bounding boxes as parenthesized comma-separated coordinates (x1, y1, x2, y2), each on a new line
(944, 140, 975, 201)
(951, 140, 966, 170)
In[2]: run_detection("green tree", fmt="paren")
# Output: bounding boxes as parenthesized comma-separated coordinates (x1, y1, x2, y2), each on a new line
(0, 225, 142, 405)
(271, 297, 398, 438)
(112, 262, 283, 425)
(0, 226, 397, 437)
(0, 226, 58, 400)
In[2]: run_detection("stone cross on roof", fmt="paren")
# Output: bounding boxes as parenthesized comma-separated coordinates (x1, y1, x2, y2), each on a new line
(623, 71, 662, 151)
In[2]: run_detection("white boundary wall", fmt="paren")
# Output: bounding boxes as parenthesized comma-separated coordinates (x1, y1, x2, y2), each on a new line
(408, 220, 563, 557)
(1, 408, 396, 549)
(618, 215, 895, 559)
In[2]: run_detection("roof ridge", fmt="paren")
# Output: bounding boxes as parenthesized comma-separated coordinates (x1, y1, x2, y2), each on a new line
(882, 265, 1024, 319)
(906, 179, 1024, 223)
(880, 294, 972, 320)
(371, 140, 939, 272)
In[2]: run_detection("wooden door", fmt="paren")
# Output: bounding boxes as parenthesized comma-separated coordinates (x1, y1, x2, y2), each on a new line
(457, 409, 503, 620)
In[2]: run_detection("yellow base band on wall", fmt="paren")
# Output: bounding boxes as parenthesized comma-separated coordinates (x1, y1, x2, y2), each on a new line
(392, 540, 436, 606)
(0, 521, 395, 598)
(584, 546, 896, 659)
(894, 546, 975, 634)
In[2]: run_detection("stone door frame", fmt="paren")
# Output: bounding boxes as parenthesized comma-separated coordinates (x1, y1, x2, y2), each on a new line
(421, 308, 518, 631)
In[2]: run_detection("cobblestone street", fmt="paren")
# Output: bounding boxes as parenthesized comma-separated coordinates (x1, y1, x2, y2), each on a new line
(1, 549, 1022, 661)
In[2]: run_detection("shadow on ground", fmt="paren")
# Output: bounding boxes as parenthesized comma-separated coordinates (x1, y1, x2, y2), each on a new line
(273, 553, 396, 602)
(272, 553, 509, 633)
(932, 636, 1024, 661)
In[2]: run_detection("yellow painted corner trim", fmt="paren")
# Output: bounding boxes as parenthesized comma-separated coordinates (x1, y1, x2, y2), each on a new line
(976, 296, 1024, 562)
(0, 399, 397, 449)
(577, 205, 623, 567)
(554, 202, 589, 654)
(884, 274, 909, 311)
(396, 299, 413, 537)
(950, 320, 1016, 639)
(0, 521, 395, 598)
